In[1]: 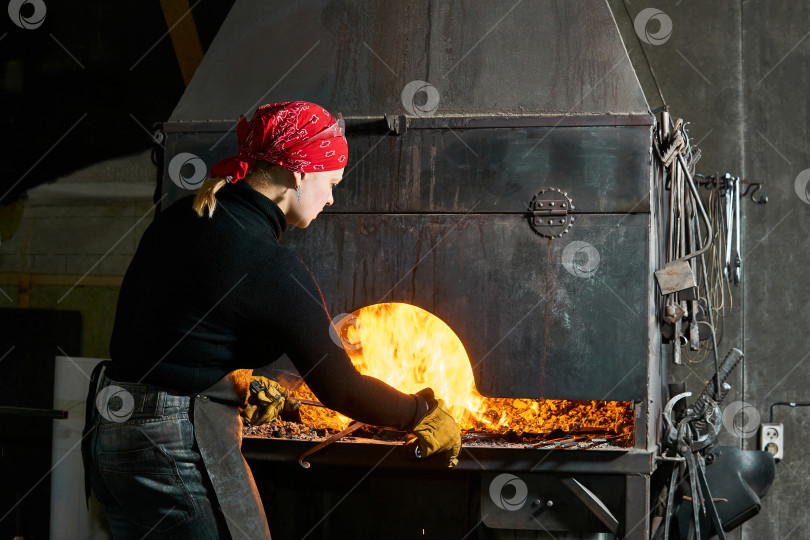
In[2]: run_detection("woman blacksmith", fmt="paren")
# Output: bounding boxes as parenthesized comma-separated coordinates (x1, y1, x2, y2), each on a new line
(82, 101, 461, 539)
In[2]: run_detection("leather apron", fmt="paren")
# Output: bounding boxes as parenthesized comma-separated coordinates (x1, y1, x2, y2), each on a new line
(192, 369, 272, 540)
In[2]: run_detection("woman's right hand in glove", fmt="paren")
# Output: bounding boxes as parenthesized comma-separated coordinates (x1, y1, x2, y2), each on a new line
(410, 388, 462, 467)
(241, 376, 288, 426)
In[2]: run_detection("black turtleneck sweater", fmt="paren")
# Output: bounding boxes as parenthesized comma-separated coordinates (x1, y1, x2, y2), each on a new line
(108, 181, 422, 431)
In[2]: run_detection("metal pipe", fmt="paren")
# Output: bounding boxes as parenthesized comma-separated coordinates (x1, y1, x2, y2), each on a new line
(672, 163, 686, 259)
(734, 176, 742, 283)
(694, 204, 722, 394)
(674, 153, 714, 262)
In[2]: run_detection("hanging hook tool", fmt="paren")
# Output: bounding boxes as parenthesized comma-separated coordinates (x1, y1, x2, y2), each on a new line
(741, 182, 768, 204)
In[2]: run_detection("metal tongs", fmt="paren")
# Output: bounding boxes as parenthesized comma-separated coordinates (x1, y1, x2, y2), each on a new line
(288, 397, 368, 468)
(658, 348, 743, 540)
(722, 174, 742, 284)
(654, 114, 715, 364)
(298, 421, 367, 468)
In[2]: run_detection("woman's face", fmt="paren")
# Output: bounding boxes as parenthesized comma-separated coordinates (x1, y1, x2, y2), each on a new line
(288, 168, 345, 228)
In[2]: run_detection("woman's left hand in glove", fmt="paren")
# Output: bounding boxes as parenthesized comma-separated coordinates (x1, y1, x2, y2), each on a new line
(409, 388, 462, 467)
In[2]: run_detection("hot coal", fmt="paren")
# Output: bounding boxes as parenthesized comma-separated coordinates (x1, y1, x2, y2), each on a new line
(244, 420, 633, 449)
(244, 419, 322, 441)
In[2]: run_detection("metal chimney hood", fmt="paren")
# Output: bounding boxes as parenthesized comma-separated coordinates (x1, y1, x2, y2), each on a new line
(160, 0, 657, 404)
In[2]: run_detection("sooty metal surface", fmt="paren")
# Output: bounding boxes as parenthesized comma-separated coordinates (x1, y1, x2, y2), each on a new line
(169, 0, 648, 121)
(162, 121, 655, 401)
(241, 436, 653, 474)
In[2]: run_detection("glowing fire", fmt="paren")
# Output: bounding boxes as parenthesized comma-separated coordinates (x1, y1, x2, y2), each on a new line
(292, 303, 633, 442)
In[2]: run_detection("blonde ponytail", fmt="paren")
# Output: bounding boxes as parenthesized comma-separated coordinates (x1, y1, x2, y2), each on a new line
(192, 177, 228, 217)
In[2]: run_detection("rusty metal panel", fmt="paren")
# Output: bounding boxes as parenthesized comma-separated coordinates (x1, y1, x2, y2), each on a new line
(623, 475, 650, 540)
(283, 213, 649, 401)
(330, 125, 653, 214)
(161, 124, 653, 214)
(169, 0, 648, 122)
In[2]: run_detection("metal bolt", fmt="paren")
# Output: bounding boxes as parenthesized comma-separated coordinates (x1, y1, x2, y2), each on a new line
(538, 202, 543, 207)
(561, 203, 566, 208)
(548, 219, 554, 224)
(546, 500, 554, 507)
(563, 230, 568, 234)
(549, 202, 555, 206)
(559, 219, 564, 224)
(571, 217, 575, 222)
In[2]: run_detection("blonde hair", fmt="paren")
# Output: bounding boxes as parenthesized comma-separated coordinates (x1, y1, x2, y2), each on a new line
(192, 177, 228, 217)
(192, 162, 284, 218)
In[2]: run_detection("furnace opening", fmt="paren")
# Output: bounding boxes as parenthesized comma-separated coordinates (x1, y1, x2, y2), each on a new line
(281, 303, 634, 447)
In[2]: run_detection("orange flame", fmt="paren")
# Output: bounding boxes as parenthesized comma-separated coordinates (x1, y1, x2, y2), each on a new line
(292, 303, 633, 442)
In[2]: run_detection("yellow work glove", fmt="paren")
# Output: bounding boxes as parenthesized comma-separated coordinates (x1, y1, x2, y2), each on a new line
(240, 376, 288, 426)
(410, 388, 462, 468)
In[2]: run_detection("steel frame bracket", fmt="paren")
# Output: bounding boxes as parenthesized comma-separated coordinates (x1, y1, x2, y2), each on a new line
(561, 477, 620, 534)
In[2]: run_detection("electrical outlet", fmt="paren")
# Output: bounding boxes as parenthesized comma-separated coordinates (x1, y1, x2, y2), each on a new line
(758, 423, 784, 460)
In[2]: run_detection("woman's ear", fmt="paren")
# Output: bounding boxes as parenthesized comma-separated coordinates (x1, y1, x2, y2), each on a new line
(291, 170, 303, 187)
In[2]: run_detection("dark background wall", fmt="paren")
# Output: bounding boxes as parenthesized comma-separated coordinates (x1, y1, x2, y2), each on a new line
(609, 1, 810, 538)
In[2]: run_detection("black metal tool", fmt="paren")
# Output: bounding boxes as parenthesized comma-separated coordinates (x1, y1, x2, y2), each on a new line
(657, 348, 744, 540)
(284, 397, 327, 412)
(298, 421, 367, 469)
(0, 406, 68, 419)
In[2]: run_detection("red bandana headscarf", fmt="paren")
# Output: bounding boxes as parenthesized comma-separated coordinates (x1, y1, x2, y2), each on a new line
(210, 101, 348, 183)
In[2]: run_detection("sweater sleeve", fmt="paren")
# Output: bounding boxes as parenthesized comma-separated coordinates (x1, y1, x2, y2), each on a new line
(246, 250, 424, 431)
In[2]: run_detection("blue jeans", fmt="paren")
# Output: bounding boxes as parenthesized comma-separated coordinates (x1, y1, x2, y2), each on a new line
(84, 375, 231, 539)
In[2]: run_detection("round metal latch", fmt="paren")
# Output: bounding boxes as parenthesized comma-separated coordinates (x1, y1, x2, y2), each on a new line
(527, 187, 575, 238)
